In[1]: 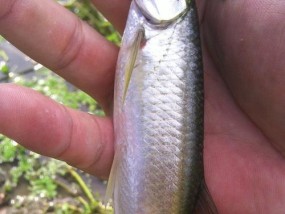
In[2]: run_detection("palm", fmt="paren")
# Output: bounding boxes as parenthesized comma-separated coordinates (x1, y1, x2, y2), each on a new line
(202, 0, 285, 213)
(0, 0, 284, 213)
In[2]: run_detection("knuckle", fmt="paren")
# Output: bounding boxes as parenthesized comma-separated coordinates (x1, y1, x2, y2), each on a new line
(53, 18, 84, 71)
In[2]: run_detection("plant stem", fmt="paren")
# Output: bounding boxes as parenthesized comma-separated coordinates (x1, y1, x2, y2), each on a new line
(68, 167, 97, 205)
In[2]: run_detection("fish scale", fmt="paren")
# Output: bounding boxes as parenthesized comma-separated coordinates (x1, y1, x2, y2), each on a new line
(109, 1, 208, 213)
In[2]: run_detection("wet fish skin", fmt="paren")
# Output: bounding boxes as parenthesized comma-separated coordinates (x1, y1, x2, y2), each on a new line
(111, 0, 204, 213)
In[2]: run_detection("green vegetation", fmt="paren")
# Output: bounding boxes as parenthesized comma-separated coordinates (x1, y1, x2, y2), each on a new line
(0, 137, 113, 213)
(0, 60, 9, 74)
(59, 0, 121, 45)
(0, 45, 9, 75)
(0, 0, 120, 213)
(0, 136, 61, 198)
(14, 68, 104, 115)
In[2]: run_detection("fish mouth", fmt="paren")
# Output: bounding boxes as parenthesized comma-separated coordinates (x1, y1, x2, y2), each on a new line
(134, 0, 190, 26)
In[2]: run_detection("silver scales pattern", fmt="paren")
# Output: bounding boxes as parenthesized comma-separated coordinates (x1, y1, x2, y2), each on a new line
(113, 2, 203, 213)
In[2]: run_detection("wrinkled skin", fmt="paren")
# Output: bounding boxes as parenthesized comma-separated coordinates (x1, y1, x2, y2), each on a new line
(0, 1, 285, 213)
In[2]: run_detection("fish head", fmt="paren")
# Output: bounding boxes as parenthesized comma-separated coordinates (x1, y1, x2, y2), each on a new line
(134, 0, 190, 25)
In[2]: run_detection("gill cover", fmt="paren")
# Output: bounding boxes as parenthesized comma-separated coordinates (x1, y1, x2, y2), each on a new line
(134, 0, 190, 24)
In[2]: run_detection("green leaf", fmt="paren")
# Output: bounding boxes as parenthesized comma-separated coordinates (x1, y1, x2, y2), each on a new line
(0, 60, 9, 74)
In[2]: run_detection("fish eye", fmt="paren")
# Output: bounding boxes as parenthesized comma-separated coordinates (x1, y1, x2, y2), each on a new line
(134, 0, 188, 25)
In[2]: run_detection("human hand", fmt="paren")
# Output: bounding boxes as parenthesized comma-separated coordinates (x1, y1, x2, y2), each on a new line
(0, 0, 285, 213)
(199, 0, 285, 213)
(0, 0, 129, 178)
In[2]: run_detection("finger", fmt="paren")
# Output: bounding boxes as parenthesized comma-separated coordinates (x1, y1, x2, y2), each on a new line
(0, 84, 114, 178)
(0, 0, 118, 113)
(195, 0, 207, 23)
(91, 0, 131, 34)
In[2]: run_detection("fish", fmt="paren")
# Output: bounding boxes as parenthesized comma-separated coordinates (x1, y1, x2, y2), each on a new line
(107, 0, 217, 213)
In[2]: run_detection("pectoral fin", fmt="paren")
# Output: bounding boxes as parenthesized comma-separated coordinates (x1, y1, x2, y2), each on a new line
(122, 28, 145, 103)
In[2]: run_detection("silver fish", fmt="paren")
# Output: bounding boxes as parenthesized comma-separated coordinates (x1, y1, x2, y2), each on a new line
(107, 0, 216, 213)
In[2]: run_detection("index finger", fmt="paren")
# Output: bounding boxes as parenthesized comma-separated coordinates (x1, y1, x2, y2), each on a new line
(0, 0, 130, 112)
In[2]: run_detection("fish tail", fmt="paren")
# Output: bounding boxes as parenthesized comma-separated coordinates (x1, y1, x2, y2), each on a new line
(194, 180, 218, 214)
